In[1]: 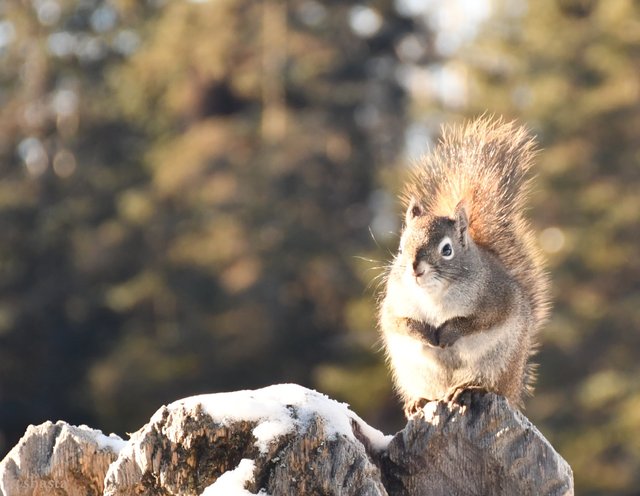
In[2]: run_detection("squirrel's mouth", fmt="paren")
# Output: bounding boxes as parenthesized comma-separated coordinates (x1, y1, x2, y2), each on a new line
(409, 268, 445, 293)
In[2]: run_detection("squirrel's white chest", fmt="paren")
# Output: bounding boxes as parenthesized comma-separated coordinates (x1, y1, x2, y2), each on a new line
(385, 269, 457, 326)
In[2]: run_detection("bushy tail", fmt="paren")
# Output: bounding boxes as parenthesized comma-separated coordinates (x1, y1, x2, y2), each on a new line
(403, 116, 550, 337)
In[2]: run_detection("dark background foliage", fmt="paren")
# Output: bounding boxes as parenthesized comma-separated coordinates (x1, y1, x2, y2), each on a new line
(0, 1, 638, 494)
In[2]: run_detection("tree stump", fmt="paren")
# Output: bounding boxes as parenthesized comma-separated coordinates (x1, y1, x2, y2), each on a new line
(0, 421, 125, 496)
(383, 393, 574, 496)
(103, 385, 388, 495)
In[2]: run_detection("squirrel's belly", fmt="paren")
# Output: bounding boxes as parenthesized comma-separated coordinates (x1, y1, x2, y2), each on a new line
(383, 314, 523, 401)
(454, 312, 523, 387)
(383, 332, 456, 401)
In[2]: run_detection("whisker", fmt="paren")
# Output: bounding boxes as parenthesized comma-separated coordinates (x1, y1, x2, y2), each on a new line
(353, 255, 381, 264)
(368, 226, 382, 250)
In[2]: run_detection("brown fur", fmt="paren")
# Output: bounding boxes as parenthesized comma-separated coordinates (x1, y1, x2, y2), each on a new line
(381, 116, 550, 412)
(403, 117, 550, 391)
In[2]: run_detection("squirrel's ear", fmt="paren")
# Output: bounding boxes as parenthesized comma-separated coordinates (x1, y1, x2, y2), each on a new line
(454, 201, 469, 246)
(405, 198, 425, 224)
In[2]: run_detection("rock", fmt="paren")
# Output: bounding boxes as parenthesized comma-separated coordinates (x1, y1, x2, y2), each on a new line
(0, 421, 125, 496)
(0, 385, 574, 496)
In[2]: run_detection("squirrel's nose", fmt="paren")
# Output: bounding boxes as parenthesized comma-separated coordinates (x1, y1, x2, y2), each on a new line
(412, 260, 426, 277)
(412, 249, 427, 277)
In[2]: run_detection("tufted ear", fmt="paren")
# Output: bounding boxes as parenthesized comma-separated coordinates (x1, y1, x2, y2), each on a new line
(405, 198, 425, 225)
(454, 201, 469, 247)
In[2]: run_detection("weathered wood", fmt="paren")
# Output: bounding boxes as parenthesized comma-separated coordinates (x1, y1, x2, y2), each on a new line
(103, 388, 387, 496)
(0, 386, 574, 496)
(0, 421, 124, 496)
(384, 393, 574, 496)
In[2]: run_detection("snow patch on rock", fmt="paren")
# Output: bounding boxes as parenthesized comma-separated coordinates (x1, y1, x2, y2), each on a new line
(200, 458, 270, 496)
(169, 384, 391, 454)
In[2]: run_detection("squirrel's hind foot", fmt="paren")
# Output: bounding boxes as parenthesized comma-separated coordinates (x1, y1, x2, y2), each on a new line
(403, 397, 430, 418)
(403, 387, 490, 419)
(444, 385, 488, 412)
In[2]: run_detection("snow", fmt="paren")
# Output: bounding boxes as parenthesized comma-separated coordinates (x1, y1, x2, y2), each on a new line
(76, 424, 128, 454)
(169, 384, 392, 454)
(349, 410, 394, 452)
(92, 430, 128, 454)
(200, 459, 269, 496)
(421, 401, 441, 425)
(179, 385, 391, 495)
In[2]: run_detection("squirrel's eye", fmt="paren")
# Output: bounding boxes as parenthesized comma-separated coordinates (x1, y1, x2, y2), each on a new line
(438, 237, 454, 260)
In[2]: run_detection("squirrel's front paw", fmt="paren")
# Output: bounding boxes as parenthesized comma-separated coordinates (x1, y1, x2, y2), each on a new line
(403, 318, 440, 347)
(436, 317, 474, 348)
(437, 329, 460, 348)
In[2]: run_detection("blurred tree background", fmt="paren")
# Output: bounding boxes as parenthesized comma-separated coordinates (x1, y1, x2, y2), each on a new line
(0, 1, 638, 494)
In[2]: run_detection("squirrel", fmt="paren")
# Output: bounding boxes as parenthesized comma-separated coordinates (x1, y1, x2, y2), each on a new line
(378, 116, 550, 418)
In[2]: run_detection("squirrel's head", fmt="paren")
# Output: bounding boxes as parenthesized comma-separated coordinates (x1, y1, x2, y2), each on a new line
(396, 199, 479, 295)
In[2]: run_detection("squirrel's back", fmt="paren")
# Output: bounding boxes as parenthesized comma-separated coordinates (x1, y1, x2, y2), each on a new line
(403, 116, 550, 335)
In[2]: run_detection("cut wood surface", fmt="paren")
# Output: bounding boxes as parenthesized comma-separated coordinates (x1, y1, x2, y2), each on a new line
(0, 421, 125, 496)
(0, 385, 573, 496)
(383, 393, 574, 496)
